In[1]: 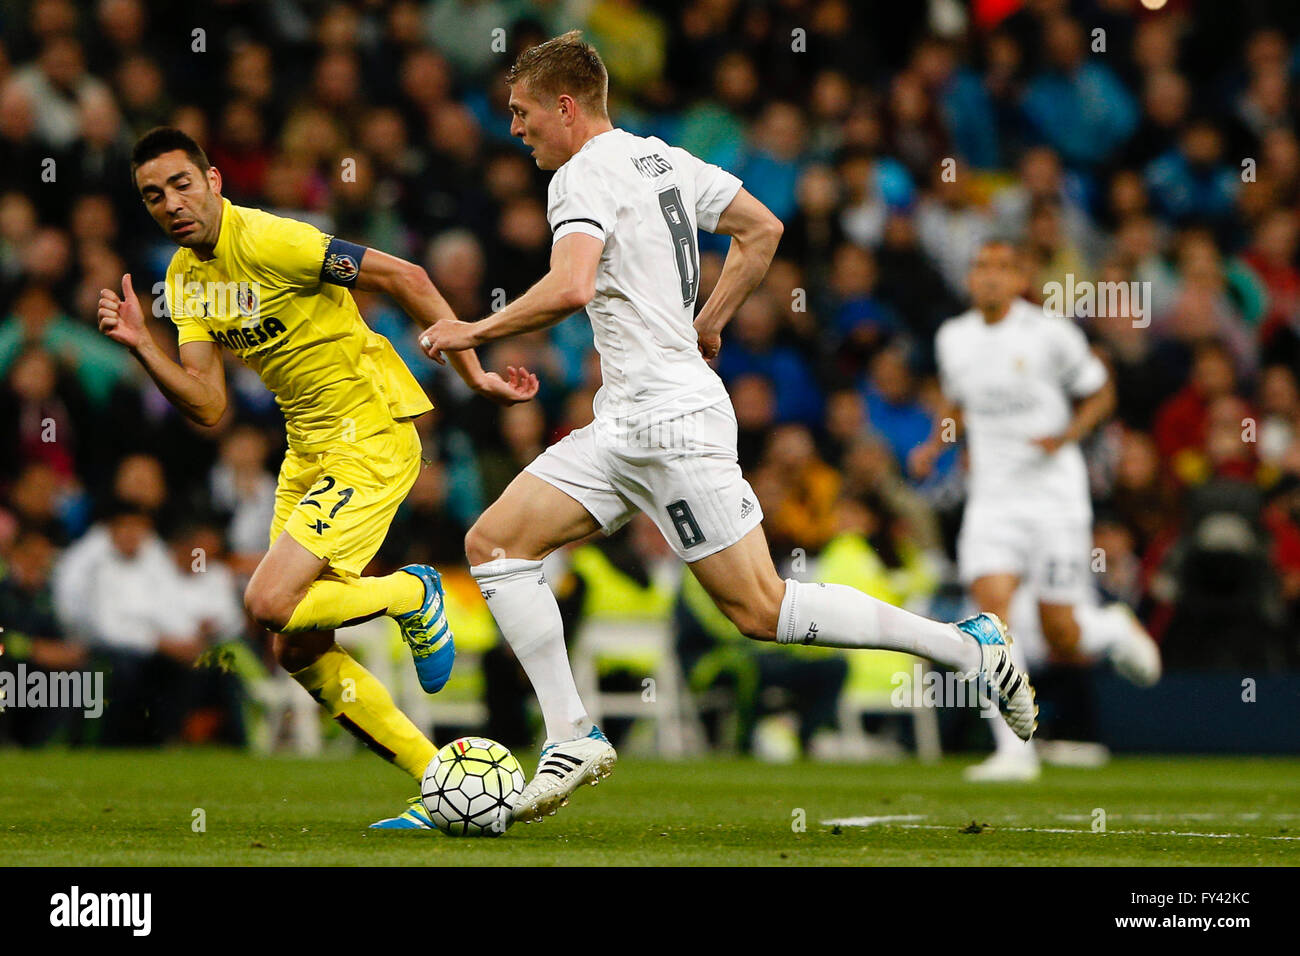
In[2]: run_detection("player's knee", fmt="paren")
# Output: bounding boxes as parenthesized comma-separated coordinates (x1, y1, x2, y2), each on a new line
(464, 523, 499, 567)
(465, 519, 540, 565)
(244, 582, 293, 633)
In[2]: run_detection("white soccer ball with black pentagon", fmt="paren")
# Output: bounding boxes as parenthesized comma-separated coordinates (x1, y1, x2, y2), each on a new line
(421, 737, 526, 836)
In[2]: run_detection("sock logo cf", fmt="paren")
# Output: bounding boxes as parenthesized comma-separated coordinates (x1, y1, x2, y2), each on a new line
(802, 621, 819, 644)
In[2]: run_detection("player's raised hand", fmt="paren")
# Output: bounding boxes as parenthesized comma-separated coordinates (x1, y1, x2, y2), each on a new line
(476, 365, 540, 406)
(98, 273, 148, 350)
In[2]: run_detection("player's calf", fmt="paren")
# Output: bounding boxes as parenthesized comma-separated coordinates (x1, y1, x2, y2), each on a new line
(688, 531, 786, 641)
(272, 631, 335, 673)
(1038, 603, 1084, 660)
(711, 589, 782, 641)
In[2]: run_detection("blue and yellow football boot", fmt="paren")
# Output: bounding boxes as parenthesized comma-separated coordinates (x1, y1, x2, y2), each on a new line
(369, 796, 434, 830)
(393, 564, 455, 694)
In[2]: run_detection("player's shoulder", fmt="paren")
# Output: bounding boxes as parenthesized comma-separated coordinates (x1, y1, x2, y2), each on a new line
(561, 129, 671, 181)
(223, 202, 332, 280)
(1015, 297, 1058, 324)
(589, 127, 647, 161)
(1018, 297, 1086, 344)
(227, 202, 319, 247)
(164, 244, 192, 280)
(936, 307, 983, 343)
(626, 132, 711, 182)
(548, 151, 584, 199)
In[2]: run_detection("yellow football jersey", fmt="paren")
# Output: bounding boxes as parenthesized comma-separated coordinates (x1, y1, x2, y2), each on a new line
(163, 199, 432, 451)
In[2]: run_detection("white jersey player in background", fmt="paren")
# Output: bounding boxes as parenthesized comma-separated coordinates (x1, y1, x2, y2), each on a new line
(911, 240, 1160, 783)
(420, 32, 1035, 824)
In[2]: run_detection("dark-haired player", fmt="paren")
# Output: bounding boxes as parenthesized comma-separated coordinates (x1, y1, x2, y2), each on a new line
(911, 239, 1160, 782)
(98, 127, 538, 826)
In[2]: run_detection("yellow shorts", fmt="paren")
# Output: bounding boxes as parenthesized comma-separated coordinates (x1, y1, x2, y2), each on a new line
(270, 421, 422, 577)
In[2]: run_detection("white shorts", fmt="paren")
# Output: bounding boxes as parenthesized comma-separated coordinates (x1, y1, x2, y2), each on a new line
(957, 506, 1093, 606)
(525, 399, 763, 561)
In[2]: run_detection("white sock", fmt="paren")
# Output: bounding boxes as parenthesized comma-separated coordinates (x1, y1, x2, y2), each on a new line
(1074, 603, 1131, 659)
(471, 558, 592, 743)
(776, 580, 981, 673)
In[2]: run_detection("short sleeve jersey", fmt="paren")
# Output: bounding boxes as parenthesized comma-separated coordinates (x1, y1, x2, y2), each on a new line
(164, 200, 431, 451)
(545, 129, 743, 420)
(935, 298, 1108, 518)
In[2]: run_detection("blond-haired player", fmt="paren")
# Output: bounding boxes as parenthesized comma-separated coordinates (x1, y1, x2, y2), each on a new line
(420, 33, 1036, 824)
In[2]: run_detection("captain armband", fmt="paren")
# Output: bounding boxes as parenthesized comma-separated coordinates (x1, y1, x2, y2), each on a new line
(320, 237, 367, 288)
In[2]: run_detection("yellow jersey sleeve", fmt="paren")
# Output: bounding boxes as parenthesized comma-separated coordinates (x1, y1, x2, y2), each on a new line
(164, 256, 215, 346)
(243, 214, 333, 292)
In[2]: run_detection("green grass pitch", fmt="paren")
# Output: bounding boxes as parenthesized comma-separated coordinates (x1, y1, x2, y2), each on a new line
(1, 750, 1296, 865)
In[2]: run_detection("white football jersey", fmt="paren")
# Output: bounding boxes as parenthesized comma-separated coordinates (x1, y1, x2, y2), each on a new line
(546, 128, 741, 422)
(935, 298, 1108, 519)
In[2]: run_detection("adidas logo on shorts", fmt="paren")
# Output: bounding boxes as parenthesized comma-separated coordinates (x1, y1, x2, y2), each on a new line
(740, 497, 755, 519)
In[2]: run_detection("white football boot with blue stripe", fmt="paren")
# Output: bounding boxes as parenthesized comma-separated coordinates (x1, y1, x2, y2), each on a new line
(369, 796, 434, 830)
(955, 612, 1038, 741)
(513, 725, 617, 824)
(393, 565, 455, 694)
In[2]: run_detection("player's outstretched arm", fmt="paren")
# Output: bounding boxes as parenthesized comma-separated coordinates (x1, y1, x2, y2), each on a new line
(97, 274, 227, 427)
(693, 188, 783, 361)
(418, 233, 602, 361)
(356, 248, 538, 406)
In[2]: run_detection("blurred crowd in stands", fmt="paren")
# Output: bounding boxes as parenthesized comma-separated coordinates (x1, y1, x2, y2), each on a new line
(2, 0, 1300, 753)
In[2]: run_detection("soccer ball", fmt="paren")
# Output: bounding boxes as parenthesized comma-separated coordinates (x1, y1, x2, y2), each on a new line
(421, 736, 526, 836)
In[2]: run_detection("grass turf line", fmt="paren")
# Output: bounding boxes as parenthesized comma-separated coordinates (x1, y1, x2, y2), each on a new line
(0, 750, 1296, 865)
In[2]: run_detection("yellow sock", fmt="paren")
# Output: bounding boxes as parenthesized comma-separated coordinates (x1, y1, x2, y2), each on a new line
(282, 571, 424, 633)
(291, 643, 435, 778)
